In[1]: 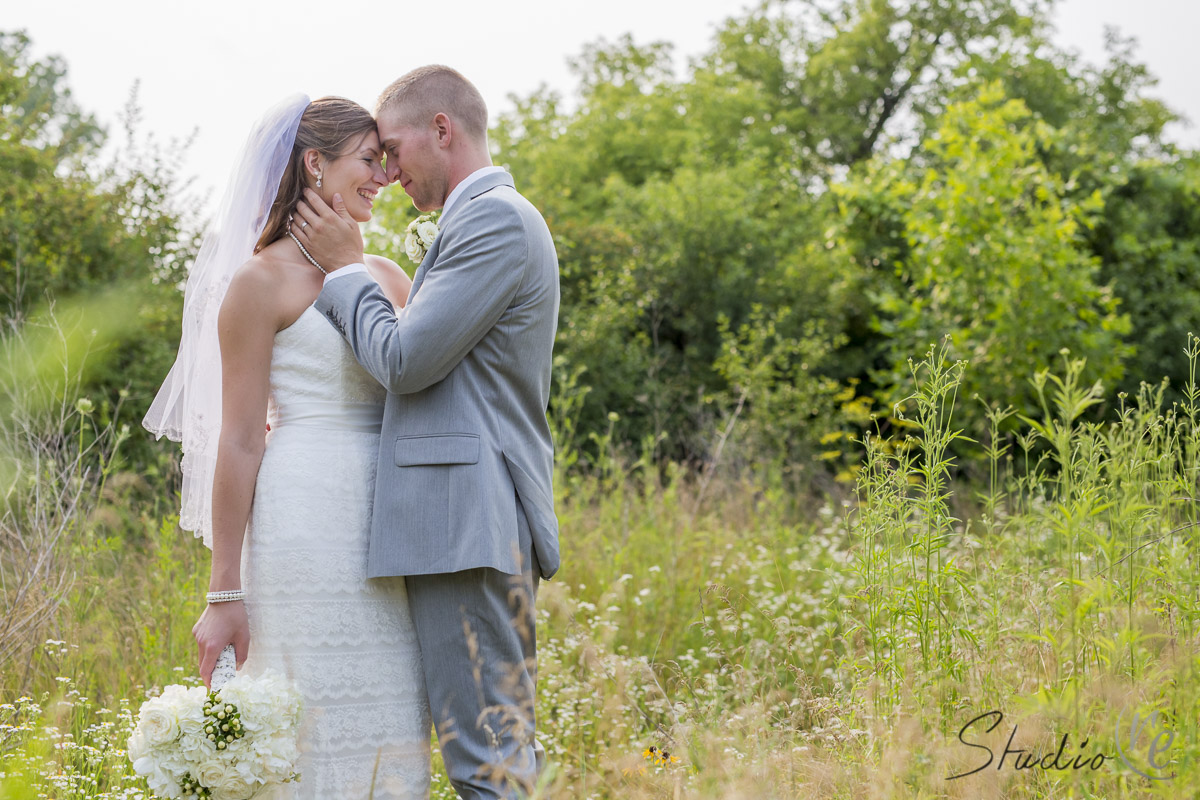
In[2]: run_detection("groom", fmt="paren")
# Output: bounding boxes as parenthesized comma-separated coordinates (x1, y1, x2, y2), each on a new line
(293, 65, 559, 799)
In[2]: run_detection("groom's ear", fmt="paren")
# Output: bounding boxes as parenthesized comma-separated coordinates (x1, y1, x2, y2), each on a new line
(433, 113, 452, 149)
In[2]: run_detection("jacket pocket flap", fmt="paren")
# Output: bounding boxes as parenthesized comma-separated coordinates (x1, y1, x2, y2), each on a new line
(394, 434, 480, 466)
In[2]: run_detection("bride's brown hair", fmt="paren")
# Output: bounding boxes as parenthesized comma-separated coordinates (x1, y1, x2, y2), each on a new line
(255, 96, 376, 253)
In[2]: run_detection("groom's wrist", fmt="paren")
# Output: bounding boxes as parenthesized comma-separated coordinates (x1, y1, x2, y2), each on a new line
(323, 262, 368, 284)
(328, 249, 364, 270)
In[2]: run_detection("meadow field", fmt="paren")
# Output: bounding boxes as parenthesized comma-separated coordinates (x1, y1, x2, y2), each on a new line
(2, 338, 1198, 799)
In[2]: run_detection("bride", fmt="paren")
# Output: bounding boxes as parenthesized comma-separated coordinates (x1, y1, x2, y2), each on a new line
(144, 95, 431, 797)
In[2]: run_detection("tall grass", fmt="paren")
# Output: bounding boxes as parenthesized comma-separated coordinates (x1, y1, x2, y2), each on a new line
(3, 334, 1199, 798)
(1, 303, 133, 688)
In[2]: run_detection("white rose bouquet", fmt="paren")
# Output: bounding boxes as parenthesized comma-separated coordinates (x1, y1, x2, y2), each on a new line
(128, 648, 302, 799)
(404, 213, 439, 264)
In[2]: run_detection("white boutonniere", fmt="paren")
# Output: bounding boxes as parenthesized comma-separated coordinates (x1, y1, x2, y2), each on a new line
(404, 213, 440, 264)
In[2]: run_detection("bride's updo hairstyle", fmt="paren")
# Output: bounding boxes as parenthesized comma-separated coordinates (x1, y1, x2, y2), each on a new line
(255, 96, 376, 253)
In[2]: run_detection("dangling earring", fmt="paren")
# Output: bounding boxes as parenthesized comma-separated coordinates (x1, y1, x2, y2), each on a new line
(316, 171, 323, 188)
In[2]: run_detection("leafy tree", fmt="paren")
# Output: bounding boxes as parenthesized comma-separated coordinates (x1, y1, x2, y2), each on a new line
(967, 28, 1177, 167)
(431, 0, 1195, 469)
(687, 0, 1051, 172)
(0, 30, 199, 469)
(966, 27, 1198, 404)
(492, 35, 689, 219)
(851, 83, 1131, 423)
(1087, 158, 1200, 403)
(1, 30, 104, 313)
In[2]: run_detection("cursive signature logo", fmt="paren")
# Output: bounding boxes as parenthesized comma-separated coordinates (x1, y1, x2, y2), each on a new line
(947, 711, 1110, 780)
(1115, 709, 1177, 781)
(947, 708, 1182, 782)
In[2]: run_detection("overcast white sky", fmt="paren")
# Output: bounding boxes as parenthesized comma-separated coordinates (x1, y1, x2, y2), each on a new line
(8, 0, 1198, 210)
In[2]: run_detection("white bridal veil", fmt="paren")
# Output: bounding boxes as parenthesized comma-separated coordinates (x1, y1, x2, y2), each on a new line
(143, 94, 310, 548)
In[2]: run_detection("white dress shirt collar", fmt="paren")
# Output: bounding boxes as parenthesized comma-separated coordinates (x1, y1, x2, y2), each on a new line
(442, 166, 508, 221)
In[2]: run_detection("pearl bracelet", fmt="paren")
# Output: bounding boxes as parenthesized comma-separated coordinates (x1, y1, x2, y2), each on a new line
(206, 589, 245, 604)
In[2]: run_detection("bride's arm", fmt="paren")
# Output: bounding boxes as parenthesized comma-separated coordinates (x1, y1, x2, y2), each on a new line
(192, 262, 277, 687)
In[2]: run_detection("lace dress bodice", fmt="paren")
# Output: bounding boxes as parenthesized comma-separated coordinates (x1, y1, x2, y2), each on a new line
(266, 305, 386, 430)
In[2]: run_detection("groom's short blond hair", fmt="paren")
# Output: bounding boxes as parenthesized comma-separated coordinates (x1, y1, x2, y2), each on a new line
(376, 65, 488, 141)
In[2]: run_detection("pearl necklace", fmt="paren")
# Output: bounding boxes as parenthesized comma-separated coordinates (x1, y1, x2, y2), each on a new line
(286, 215, 327, 275)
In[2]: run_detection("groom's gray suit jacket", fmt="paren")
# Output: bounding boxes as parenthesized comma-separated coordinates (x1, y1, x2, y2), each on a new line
(315, 171, 560, 579)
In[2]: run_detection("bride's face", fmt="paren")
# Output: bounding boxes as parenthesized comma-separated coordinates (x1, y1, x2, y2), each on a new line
(317, 131, 387, 222)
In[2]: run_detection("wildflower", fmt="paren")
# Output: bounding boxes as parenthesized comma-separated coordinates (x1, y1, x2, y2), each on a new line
(641, 745, 680, 768)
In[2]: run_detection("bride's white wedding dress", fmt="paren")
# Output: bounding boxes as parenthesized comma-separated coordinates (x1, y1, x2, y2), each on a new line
(239, 303, 431, 798)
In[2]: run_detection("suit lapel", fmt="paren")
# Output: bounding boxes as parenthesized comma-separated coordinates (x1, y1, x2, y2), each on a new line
(405, 171, 517, 303)
(407, 238, 440, 301)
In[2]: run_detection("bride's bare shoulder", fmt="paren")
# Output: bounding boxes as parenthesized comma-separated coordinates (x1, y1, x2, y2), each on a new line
(364, 254, 413, 309)
(225, 253, 283, 298)
(237, 242, 296, 281)
(220, 249, 297, 325)
(231, 237, 319, 296)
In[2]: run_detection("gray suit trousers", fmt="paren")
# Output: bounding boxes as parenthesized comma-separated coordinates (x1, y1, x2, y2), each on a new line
(404, 495, 542, 800)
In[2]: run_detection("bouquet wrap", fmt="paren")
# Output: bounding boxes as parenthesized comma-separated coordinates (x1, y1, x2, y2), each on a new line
(212, 644, 237, 691)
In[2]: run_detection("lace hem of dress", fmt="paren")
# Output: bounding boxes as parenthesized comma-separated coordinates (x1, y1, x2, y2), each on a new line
(302, 698, 431, 752)
(289, 746, 432, 800)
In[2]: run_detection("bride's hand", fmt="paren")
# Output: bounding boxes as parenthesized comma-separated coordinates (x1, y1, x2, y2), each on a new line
(193, 602, 251, 689)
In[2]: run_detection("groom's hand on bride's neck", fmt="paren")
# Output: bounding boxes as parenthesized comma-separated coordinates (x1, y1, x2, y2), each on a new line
(292, 188, 365, 271)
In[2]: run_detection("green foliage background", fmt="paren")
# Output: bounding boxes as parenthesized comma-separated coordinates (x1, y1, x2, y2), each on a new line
(5, 1, 1200, 478)
(480, 0, 1196, 473)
